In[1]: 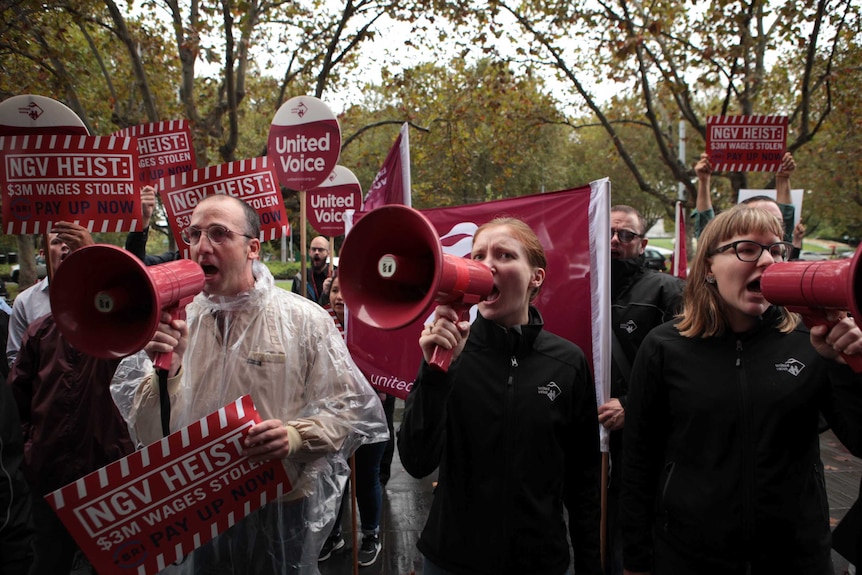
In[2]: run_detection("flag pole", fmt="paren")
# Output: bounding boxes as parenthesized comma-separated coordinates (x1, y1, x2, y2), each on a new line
(601, 452, 608, 572)
(299, 190, 308, 298)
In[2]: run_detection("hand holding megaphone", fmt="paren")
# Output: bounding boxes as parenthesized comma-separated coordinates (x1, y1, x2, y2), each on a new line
(144, 310, 189, 377)
(421, 305, 471, 370)
(807, 315, 862, 367)
(761, 250, 862, 371)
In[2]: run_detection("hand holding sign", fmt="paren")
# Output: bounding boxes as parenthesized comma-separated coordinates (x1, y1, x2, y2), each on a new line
(46, 395, 290, 575)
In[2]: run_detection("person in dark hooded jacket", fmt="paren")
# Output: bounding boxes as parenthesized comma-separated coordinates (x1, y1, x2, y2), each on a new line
(0, 378, 33, 575)
(600, 205, 684, 575)
(398, 217, 601, 575)
(621, 205, 862, 575)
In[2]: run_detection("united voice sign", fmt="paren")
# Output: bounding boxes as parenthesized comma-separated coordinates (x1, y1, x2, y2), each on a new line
(267, 96, 340, 191)
(307, 166, 362, 237)
(46, 395, 291, 575)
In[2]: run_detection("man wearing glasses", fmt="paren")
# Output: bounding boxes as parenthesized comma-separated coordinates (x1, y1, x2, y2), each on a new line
(129, 194, 387, 574)
(599, 204, 685, 575)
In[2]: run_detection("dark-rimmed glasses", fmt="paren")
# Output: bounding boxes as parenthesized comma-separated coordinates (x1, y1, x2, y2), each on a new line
(181, 224, 255, 246)
(711, 240, 793, 262)
(611, 229, 642, 244)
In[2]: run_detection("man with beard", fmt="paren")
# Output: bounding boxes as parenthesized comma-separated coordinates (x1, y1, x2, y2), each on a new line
(598, 205, 684, 575)
(292, 235, 334, 305)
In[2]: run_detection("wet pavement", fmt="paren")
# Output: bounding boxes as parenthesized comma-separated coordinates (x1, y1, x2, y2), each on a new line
(319, 399, 436, 575)
(321, 403, 862, 575)
(823, 429, 862, 574)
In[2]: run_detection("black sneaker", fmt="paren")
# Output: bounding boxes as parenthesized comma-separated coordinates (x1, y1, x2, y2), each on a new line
(318, 534, 345, 561)
(357, 533, 381, 567)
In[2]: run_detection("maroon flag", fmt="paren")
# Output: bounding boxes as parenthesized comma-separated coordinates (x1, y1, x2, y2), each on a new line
(673, 201, 687, 279)
(346, 181, 612, 427)
(362, 123, 411, 210)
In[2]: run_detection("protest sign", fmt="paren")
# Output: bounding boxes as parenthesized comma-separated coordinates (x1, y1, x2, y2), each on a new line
(46, 395, 290, 575)
(307, 166, 362, 237)
(267, 96, 340, 192)
(0, 134, 142, 234)
(114, 121, 194, 187)
(0, 94, 89, 136)
(706, 115, 787, 172)
(738, 188, 805, 228)
(158, 157, 288, 256)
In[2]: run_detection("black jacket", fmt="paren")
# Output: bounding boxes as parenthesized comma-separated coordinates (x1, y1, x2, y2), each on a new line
(125, 227, 180, 266)
(610, 257, 684, 402)
(291, 267, 331, 306)
(398, 308, 602, 575)
(621, 308, 862, 573)
(0, 380, 33, 575)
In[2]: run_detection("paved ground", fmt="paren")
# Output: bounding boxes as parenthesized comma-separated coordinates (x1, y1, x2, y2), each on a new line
(823, 429, 862, 575)
(319, 401, 435, 575)
(321, 405, 862, 575)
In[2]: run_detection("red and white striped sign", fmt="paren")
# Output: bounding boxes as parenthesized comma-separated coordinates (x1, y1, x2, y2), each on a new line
(706, 115, 787, 172)
(46, 395, 290, 575)
(0, 134, 142, 234)
(158, 157, 289, 256)
(114, 120, 194, 188)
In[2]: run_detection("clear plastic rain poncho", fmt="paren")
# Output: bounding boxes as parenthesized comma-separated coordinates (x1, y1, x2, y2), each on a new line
(125, 261, 389, 575)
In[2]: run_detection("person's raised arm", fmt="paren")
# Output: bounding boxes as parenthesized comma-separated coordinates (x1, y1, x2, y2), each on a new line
(693, 153, 716, 240)
(775, 152, 796, 206)
(695, 153, 713, 213)
(125, 186, 156, 261)
(775, 153, 797, 242)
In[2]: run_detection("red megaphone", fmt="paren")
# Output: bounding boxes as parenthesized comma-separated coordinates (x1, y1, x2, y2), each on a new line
(761, 249, 862, 372)
(339, 205, 494, 371)
(50, 244, 205, 371)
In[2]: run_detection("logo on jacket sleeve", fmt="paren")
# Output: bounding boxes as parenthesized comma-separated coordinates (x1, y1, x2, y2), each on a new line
(620, 320, 637, 334)
(775, 358, 805, 376)
(538, 382, 562, 402)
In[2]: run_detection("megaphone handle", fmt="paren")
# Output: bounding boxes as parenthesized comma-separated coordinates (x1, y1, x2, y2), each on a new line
(152, 296, 193, 372)
(795, 308, 862, 373)
(429, 306, 471, 372)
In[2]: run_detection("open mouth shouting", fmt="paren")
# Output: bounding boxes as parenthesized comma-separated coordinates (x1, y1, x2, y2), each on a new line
(483, 285, 501, 306)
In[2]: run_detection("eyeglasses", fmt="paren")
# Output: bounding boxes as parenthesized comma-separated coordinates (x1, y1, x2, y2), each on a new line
(610, 229, 642, 244)
(711, 240, 793, 262)
(181, 224, 255, 246)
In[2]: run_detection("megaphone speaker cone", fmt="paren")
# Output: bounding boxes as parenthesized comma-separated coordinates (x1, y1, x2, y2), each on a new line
(339, 205, 494, 332)
(339, 205, 444, 329)
(50, 244, 204, 359)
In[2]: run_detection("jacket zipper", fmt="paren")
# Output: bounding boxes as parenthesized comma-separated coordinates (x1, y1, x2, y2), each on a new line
(502, 354, 517, 563)
(737, 338, 755, 542)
